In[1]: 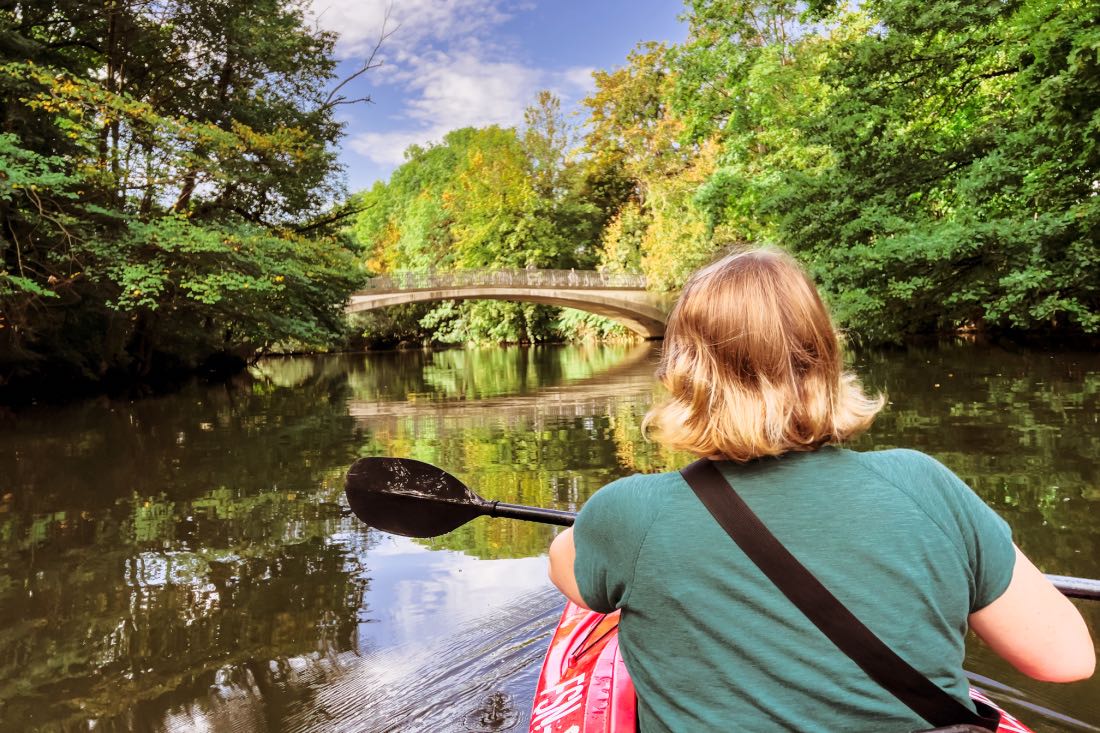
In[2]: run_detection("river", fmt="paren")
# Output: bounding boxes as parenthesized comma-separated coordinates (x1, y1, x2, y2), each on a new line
(0, 342, 1097, 732)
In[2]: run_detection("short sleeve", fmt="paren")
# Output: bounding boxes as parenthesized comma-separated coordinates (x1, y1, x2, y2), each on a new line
(572, 475, 663, 614)
(916, 452, 1017, 612)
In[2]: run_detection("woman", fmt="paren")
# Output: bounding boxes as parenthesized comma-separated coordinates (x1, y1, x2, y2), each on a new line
(548, 248, 1094, 731)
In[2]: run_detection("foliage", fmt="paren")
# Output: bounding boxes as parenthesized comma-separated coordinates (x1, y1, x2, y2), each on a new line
(352, 0, 1096, 345)
(0, 1, 364, 397)
(756, 0, 1100, 338)
(351, 105, 621, 345)
(676, 0, 1100, 340)
(556, 308, 634, 341)
(10, 0, 1087, 364)
(581, 42, 725, 291)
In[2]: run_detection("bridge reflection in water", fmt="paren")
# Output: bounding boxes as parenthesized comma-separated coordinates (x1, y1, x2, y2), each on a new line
(345, 343, 660, 433)
(347, 269, 672, 339)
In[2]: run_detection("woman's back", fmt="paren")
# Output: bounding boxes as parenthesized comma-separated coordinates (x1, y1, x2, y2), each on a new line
(550, 247, 1093, 731)
(573, 447, 1015, 732)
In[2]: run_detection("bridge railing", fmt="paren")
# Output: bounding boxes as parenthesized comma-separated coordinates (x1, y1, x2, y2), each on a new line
(358, 268, 648, 292)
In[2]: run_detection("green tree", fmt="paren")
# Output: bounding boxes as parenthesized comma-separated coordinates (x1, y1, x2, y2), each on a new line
(673, 0, 836, 242)
(583, 42, 721, 290)
(663, 0, 1099, 341)
(0, 1, 365, 396)
(447, 126, 535, 268)
(351, 114, 618, 345)
(767, 0, 1100, 339)
(518, 91, 605, 270)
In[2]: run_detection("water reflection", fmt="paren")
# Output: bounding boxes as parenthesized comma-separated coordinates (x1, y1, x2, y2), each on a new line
(851, 346, 1100, 580)
(0, 375, 365, 732)
(154, 541, 560, 733)
(363, 536, 550, 647)
(0, 342, 1097, 731)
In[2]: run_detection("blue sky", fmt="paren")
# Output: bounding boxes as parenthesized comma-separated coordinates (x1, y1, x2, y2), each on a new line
(308, 0, 688, 193)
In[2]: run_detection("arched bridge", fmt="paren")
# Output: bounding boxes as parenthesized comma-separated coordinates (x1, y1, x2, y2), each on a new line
(346, 269, 672, 338)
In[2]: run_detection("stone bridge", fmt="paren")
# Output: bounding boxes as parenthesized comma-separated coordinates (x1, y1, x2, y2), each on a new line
(346, 269, 671, 338)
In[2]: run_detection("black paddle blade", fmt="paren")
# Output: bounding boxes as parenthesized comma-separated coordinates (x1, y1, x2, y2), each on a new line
(345, 457, 488, 538)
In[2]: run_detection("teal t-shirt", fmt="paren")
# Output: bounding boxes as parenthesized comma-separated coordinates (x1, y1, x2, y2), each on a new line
(572, 447, 1015, 732)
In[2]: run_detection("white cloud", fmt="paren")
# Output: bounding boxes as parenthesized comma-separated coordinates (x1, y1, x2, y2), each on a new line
(349, 129, 437, 167)
(308, 0, 513, 59)
(349, 56, 597, 167)
(310, 0, 598, 173)
(559, 66, 597, 97)
(345, 51, 538, 167)
(405, 54, 539, 127)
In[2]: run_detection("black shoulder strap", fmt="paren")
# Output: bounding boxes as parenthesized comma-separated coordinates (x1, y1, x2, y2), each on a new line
(679, 458, 1000, 731)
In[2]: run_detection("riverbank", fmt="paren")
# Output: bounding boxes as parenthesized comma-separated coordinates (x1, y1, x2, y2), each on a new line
(6, 327, 1099, 409)
(0, 351, 249, 408)
(0, 330, 635, 407)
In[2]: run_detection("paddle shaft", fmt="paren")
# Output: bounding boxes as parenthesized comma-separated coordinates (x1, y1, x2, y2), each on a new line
(483, 503, 1100, 601)
(1046, 575, 1100, 601)
(488, 501, 576, 526)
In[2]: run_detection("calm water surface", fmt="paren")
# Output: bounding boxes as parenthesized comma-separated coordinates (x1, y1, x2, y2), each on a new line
(0, 342, 1097, 732)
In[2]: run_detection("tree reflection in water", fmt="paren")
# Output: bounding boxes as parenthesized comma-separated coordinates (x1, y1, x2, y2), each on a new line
(0, 342, 1097, 731)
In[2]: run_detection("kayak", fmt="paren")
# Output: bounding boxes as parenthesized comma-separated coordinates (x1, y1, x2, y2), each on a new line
(529, 602, 1035, 733)
(529, 602, 636, 733)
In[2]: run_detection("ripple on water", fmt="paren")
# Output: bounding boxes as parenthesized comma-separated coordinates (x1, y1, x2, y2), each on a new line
(279, 588, 564, 733)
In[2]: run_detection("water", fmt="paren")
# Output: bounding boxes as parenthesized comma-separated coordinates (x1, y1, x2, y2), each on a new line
(0, 342, 1097, 732)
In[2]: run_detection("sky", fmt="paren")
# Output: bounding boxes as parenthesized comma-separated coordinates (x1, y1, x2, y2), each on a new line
(306, 0, 689, 193)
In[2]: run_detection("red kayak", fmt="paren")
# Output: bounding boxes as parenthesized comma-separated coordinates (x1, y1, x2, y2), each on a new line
(529, 602, 1034, 733)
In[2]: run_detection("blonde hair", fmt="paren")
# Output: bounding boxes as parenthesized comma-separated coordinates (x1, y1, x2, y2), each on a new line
(644, 247, 883, 462)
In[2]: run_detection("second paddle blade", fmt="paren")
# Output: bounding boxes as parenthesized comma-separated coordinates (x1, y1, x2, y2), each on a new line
(345, 457, 486, 538)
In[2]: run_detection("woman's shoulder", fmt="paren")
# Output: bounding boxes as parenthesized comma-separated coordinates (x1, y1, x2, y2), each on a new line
(843, 447, 965, 493)
(601, 469, 685, 490)
(577, 471, 682, 528)
(847, 448, 1015, 611)
(846, 445, 946, 471)
(584, 470, 683, 507)
(842, 447, 999, 530)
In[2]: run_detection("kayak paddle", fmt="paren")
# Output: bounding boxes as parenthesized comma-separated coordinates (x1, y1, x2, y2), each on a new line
(343, 457, 1100, 602)
(344, 456, 574, 538)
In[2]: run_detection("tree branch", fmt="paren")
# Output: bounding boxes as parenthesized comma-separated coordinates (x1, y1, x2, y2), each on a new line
(294, 202, 374, 234)
(320, 5, 397, 111)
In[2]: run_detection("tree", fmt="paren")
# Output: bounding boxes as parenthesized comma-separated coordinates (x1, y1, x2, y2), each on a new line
(673, 0, 837, 242)
(0, 1, 366, 396)
(769, 0, 1100, 339)
(351, 117, 615, 345)
(583, 42, 722, 290)
(672, 0, 807, 142)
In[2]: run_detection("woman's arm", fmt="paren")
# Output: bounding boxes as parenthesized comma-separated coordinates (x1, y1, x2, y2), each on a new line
(969, 545, 1095, 682)
(548, 528, 591, 610)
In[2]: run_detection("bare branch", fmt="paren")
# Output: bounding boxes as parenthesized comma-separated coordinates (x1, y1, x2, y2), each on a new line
(321, 4, 398, 111)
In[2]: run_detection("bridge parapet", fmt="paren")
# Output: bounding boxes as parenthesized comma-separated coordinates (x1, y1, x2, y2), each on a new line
(360, 268, 648, 293)
(348, 268, 669, 338)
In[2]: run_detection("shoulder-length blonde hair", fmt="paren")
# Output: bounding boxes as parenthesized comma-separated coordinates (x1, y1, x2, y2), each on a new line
(643, 247, 883, 462)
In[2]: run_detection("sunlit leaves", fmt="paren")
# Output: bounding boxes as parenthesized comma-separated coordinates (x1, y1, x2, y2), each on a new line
(670, 0, 1099, 341)
(764, 0, 1100, 339)
(345, 0, 1098, 345)
(350, 110, 618, 345)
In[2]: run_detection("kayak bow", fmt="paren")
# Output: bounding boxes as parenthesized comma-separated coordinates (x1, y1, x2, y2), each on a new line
(530, 603, 637, 733)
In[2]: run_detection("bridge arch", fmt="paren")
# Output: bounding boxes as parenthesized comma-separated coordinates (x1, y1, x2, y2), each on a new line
(346, 270, 671, 339)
